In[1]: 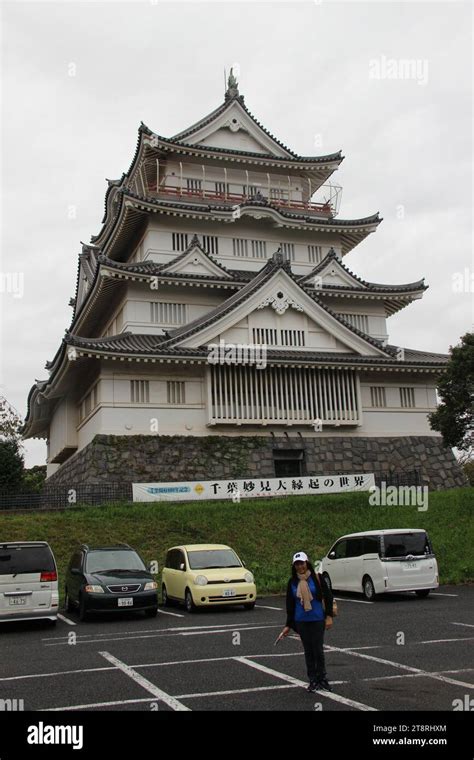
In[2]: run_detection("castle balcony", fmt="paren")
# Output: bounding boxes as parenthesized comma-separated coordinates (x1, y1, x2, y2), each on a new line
(146, 162, 342, 218)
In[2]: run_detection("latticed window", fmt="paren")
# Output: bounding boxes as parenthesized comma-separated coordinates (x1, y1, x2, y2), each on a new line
(308, 245, 323, 264)
(280, 243, 295, 261)
(201, 235, 219, 255)
(172, 233, 188, 251)
(186, 179, 202, 192)
(252, 328, 305, 347)
(130, 380, 149, 404)
(370, 386, 386, 408)
(339, 313, 369, 334)
(209, 366, 360, 425)
(400, 387, 415, 408)
(167, 381, 186, 405)
(150, 302, 186, 325)
(250, 240, 266, 259)
(233, 238, 248, 257)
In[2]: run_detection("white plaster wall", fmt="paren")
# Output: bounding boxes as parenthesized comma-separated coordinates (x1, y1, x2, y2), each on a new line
(48, 397, 78, 462)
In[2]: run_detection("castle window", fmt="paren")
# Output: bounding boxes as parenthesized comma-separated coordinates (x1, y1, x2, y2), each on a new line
(400, 387, 415, 408)
(370, 386, 386, 408)
(172, 233, 189, 251)
(150, 302, 187, 325)
(308, 245, 323, 264)
(201, 235, 219, 255)
(186, 179, 202, 193)
(78, 382, 100, 422)
(339, 313, 369, 334)
(233, 238, 248, 257)
(130, 380, 149, 404)
(280, 243, 295, 261)
(167, 381, 186, 405)
(215, 182, 230, 196)
(252, 328, 305, 347)
(250, 240, 267, 259)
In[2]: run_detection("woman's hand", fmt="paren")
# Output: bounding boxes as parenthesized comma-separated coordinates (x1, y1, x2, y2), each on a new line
(325, 616, 333, 630)
(281, 626, 291, 638)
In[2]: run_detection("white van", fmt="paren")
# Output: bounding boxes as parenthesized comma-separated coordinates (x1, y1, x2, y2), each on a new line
(0, 542, 59, 624)
(320, 529, 439, 601)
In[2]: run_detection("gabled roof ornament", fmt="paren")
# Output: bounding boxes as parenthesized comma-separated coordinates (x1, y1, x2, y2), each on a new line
(225, 67, 242, 102)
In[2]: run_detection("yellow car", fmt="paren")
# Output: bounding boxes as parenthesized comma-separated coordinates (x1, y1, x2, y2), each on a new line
(161, 544, 256, 612)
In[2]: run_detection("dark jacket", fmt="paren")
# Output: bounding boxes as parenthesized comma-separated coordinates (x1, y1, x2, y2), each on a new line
(286, 571, 333, 631)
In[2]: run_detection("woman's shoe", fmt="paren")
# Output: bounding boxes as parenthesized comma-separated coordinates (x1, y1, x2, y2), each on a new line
(319, 679, 333, 692)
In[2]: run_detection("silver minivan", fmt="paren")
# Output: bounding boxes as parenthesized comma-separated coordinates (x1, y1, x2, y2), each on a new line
(0, 542, 59, 624)
(320, 529, 439, 601)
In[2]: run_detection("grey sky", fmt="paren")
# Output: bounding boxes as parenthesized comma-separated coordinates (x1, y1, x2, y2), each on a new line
(1, 0, 472, 467)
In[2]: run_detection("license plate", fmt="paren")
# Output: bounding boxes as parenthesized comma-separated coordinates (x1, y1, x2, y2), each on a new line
(9, 597, 27, 606)
(405, 562, 418, 569)
(118, 598, 133, 607)
(222, 589, 236, 597)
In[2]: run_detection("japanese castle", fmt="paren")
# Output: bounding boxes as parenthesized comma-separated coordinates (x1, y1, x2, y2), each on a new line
(24, 72, 464, 488)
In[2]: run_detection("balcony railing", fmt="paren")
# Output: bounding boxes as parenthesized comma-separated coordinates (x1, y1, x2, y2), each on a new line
(144, 162, 342, 217)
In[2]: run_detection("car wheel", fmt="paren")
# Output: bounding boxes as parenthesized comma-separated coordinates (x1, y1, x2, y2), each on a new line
(145, 607, 158, 618)
(415, 589, 431, 598)
(65, 588, 74, 613)
(78, 594, 89, 622)
(362, 575, 377, 601)
(162, 584, 173, 607)
(322, 572, 332, 592)
(243, 602, 255, 610)
(185, 589, 197, 613)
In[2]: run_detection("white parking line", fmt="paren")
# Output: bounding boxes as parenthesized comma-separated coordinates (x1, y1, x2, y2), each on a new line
(57, 614, 77, 626)
(180, 625, 281, 637)
(99, 651, 191, 711)
(41, 620, 272, 642)
(421, 637, 474, 644)
(452, 622, 474, 628)
(46, 698, 154, 711)
(235, 657, 378, 711)
(431, 593, 458, 597)
(256, 605, 283, 611)
(158, 609, 184, 618)
(43, 622, 282, 646)
(334, 597, 373, 605)
(325, 645, 474, 689)
(365, 668, 474, 682)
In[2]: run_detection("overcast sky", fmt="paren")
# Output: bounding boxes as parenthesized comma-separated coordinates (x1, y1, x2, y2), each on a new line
(1, 0, 472, 468)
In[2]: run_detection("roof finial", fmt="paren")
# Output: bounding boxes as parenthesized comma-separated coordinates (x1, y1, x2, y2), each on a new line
(225, 66, 240, 101)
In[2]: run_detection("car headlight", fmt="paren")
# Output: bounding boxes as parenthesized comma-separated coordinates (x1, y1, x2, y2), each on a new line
(84, 585, 104, 593)
(244, 572, 254, 584)
(194, 575, 208, 586)
(144, 581, 158, 591)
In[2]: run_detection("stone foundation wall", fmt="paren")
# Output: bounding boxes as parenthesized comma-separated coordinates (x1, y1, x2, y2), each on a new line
(45, 434, 467, 490)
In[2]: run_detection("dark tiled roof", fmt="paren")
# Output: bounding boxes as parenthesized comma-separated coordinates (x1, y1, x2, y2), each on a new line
(124, 187, 380, 228)
(63, 334, 449, 367)
(299, 248, 427, 293)
(170, 94, 339, 162)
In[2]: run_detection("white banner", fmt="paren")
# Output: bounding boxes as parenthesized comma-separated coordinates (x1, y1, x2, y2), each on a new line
(132, 473, 375, 502)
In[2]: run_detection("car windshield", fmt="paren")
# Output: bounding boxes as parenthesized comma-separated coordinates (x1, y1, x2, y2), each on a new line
(187, 549, 242, 570)
(86, 550, 146, 574)
(383, 533, 430, 558)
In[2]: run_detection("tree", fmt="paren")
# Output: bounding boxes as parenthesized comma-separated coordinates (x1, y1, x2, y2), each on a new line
(0, 396, 25, 491)
(429, 333, 474, 451)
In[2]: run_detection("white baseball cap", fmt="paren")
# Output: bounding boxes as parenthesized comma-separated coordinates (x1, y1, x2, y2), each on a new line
(292, 552, 308, 563)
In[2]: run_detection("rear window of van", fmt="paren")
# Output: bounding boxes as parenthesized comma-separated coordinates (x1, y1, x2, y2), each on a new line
(382, 533, 430, 558)
(0, 546, 55, 575)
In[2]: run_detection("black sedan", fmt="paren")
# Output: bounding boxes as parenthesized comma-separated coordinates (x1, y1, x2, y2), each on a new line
(65, 544, 159, 621)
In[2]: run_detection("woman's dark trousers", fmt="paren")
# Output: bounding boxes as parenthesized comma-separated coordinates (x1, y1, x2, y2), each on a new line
(296, 620, 327, 683)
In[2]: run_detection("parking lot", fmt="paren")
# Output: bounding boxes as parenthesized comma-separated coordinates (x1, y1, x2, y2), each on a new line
(0, 585, 472, 712)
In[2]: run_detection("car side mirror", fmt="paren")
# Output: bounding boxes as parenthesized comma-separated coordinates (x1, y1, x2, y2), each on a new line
(179, 563, 185, 571)
(70, 568, 81, 575)
(328, 552, 336, 559)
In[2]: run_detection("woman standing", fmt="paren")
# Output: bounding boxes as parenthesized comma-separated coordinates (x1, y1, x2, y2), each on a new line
(279, 551, 334, 693)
